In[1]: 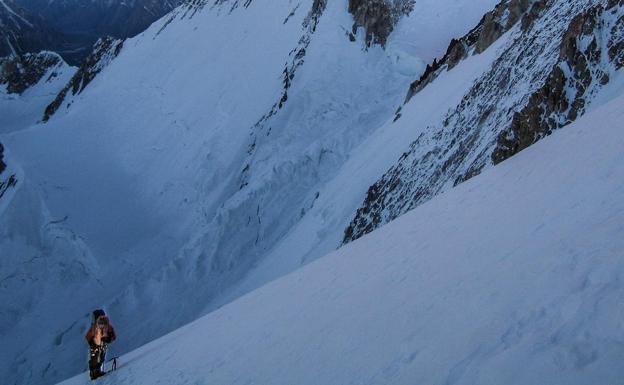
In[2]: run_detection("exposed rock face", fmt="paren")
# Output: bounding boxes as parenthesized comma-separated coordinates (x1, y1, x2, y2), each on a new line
(0, 143, 5, 175)
(344, 0, 618, 244)
(243, 0, 327, 143)
(0, 172, 17, 199)
(43, 37, 124, 122)
(0, 52, 64, 94)
(348, 0, 415, 46)
(494, 0, 624, 163)
(0, 143, 17, 199)
(403, 0, 540, 104)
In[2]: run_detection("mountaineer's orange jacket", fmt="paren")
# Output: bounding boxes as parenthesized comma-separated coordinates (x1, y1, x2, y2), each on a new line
(85, 318, 116, 347)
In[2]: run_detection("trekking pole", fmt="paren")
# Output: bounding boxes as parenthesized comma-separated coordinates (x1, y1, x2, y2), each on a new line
(109, 356, 119, 371)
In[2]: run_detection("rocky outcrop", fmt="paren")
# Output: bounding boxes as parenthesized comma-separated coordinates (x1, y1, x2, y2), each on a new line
(43, 37, 124, 122)
(0, 172, 17, 199)
(277, 0, 327, 109)
(0, 143, 5, 175)
(348, 0, 415, 47)
(0, 51, 64, 94)
(0, 143, 17, 199)
(244, 0, 327, 133)
(344, 0, 614, 244)
(493, 0, 624, 163)
(403, 0, 541, 105)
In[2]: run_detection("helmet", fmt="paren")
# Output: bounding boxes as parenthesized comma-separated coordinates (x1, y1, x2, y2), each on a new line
(92, 309, 105, 324)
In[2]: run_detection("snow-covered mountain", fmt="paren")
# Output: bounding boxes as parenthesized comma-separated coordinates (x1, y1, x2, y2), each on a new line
(0, 0, 67, 58)
(1, 51, 75, 130)
(0, 0, 182, 64)
(58, 87, 624, 385)
(1, 0, 622, 384)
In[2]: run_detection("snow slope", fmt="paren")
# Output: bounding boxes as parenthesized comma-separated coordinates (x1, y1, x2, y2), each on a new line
(58, 85, 624, 385)
(0, 1, 499, 384)
(213, 22, 510, 310)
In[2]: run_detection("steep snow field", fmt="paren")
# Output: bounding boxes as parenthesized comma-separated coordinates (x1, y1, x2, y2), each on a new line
(216, 11, 511, 311)
(58, 89, 624, 385)
(0, 1, 500, 384)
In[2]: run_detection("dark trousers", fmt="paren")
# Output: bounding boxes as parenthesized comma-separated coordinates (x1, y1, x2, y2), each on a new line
(89, 345, 107, 379)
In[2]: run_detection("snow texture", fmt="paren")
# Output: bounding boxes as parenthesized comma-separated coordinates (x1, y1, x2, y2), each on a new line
(0, 0, 500, 384)
(58, 89, 624, 385)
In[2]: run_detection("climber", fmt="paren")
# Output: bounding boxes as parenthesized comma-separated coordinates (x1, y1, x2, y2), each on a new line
(85, 309, 116, 380)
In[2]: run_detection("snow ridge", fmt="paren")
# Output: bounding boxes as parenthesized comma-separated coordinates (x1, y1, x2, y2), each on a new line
(401, 0, 542, 105)
(43, 36, 123, 121)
